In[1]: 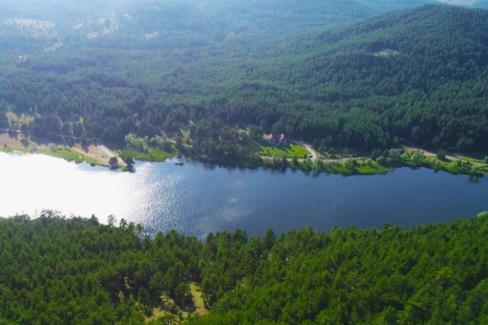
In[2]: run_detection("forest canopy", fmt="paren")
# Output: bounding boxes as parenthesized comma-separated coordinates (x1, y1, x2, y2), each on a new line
(0, 4, 487, 156)
(1, 213, 488, 323)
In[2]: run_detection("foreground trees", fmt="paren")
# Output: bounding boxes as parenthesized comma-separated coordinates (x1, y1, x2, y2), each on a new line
(1, 212, 488, 323)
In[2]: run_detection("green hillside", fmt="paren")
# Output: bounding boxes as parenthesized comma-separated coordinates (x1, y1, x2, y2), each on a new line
(1, 4, 488, 161)
(1, 213, 488, 323)
(247, 4, 488, 152)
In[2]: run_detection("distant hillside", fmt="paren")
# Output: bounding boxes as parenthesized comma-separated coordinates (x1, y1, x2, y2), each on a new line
(236, 4, 488, 151)
(3, 0, 487, 50)
(474, 0, 488, 8)
(0, 0, 448, 52)
(270, 4, 488, 97)
(1, 3, 488, 156)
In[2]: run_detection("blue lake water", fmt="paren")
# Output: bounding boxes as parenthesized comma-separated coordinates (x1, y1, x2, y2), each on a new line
(0, 152, 487, 237)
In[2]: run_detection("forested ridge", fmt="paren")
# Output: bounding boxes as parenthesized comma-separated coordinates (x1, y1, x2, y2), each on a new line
(1, 212, 488, 323)
(1, 4, 488, 160)
(266, 4, 488, 152)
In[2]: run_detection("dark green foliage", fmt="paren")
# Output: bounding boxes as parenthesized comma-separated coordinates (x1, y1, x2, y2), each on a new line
(1, 4, 487, 157)
(193, 217, 488, 324)
(2, 213, 488, 323)
(0, 213, 201, 323)
(250, 4, 488, 152)
(109, 156, 119, 169)
(437, 149, 447, 161)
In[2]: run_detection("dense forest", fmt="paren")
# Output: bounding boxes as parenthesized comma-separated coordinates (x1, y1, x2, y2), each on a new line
(1, 212, 488, 323)
(1, 3, 488, 159)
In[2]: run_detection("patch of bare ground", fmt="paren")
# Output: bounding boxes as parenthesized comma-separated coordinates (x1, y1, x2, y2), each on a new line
(0, 133, 25, 148)
(72, 144, 126, 168)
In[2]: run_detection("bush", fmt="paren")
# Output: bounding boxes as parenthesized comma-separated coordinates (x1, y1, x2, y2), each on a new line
(109, 157, 120, 170)
(376, 156, 388, 165)
(345, 159, 356, 169)
(436, 150, 446, 161)
(388, 149, 403, 164)
(370, 149, 382, 160)
(411, 152, 426, 164)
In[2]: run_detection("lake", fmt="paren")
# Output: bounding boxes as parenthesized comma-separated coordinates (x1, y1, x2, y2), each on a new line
(1, 152, 487, 237)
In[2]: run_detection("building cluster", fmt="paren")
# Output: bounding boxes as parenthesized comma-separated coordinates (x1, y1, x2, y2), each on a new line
(263, 133, 289, 147)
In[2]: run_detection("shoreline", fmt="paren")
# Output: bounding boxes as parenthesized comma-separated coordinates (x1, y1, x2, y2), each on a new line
(1, 132, 486, 177)
(0, 132, 126, 169)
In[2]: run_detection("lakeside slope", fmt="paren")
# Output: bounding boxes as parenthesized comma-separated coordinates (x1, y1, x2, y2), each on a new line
(0, 132, 126, 168)
(1, 213, 488, 323)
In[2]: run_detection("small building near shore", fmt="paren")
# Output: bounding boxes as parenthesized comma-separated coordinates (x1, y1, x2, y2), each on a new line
(263, 133, 289, 147)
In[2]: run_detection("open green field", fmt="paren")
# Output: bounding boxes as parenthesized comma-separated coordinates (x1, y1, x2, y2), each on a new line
(0, 146, 100, 166)
(316, 159, 390, 176)
(119, 147, 175, 162)
(258, 144, 309, 158)
(353, 160, 391, 175)
(37, 148, 98, 165)
(263, 155, 391, 176)
(402, 153, 488, 177)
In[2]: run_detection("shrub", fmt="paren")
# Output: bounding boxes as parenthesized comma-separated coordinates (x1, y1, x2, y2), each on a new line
(436, 150, 446, 161)
(411, 152, 426, 164)
(388, 149, 403, 164)
(370, 149, 382, 160)
(376, 156, 387, 165)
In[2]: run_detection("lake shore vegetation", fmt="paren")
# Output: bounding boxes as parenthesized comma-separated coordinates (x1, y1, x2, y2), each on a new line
(2, 129, 487, 177)
(1, 5, 488, 175)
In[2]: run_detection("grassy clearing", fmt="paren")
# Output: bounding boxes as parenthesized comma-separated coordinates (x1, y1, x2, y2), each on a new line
(258, 144, 309, 158)
(36, 147, 101, 166)
(264, 156, 391, 176)
(0, 145, 101, 166)
(0, 145, 19, 154)
(144, 308, 171, 324)
(318, 160, 390, 175)
(402, 153, 487, 176)
(402, 147, 488, 176)
(354, 160, 391, 175)
(0, 132, 121, 167)
(37, 148, 84, 163)
(121, 133, 177, 162)
(142, 283, 207, 324)
(190, 283, 208, 316)
(119, 147, 175, 162)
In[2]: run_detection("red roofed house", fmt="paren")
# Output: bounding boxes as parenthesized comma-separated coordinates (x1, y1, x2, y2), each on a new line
(263, 133, 289, 147)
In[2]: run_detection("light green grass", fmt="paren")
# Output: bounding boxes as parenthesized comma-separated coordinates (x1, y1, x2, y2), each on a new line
(0, 146, 19, 154)
(258, 144, 308, 158)
(38, 148, 83, 163)
(354, 160, 390, 175)
(190, 283, 208, 316)
(147, 147, 174, 160)
(402, 154, 487, 176)
(120, 147, 175, 162)
(1, 146, 101, 166)
(37, 148, 99, 165)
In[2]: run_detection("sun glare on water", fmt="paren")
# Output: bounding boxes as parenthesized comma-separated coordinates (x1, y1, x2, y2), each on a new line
(0, 152, 149, 223)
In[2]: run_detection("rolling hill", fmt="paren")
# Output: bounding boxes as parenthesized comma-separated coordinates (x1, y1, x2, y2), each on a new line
(0, 3, 487, 157)
(240, 4, 488, 151)
(0, 0, 434, 52)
